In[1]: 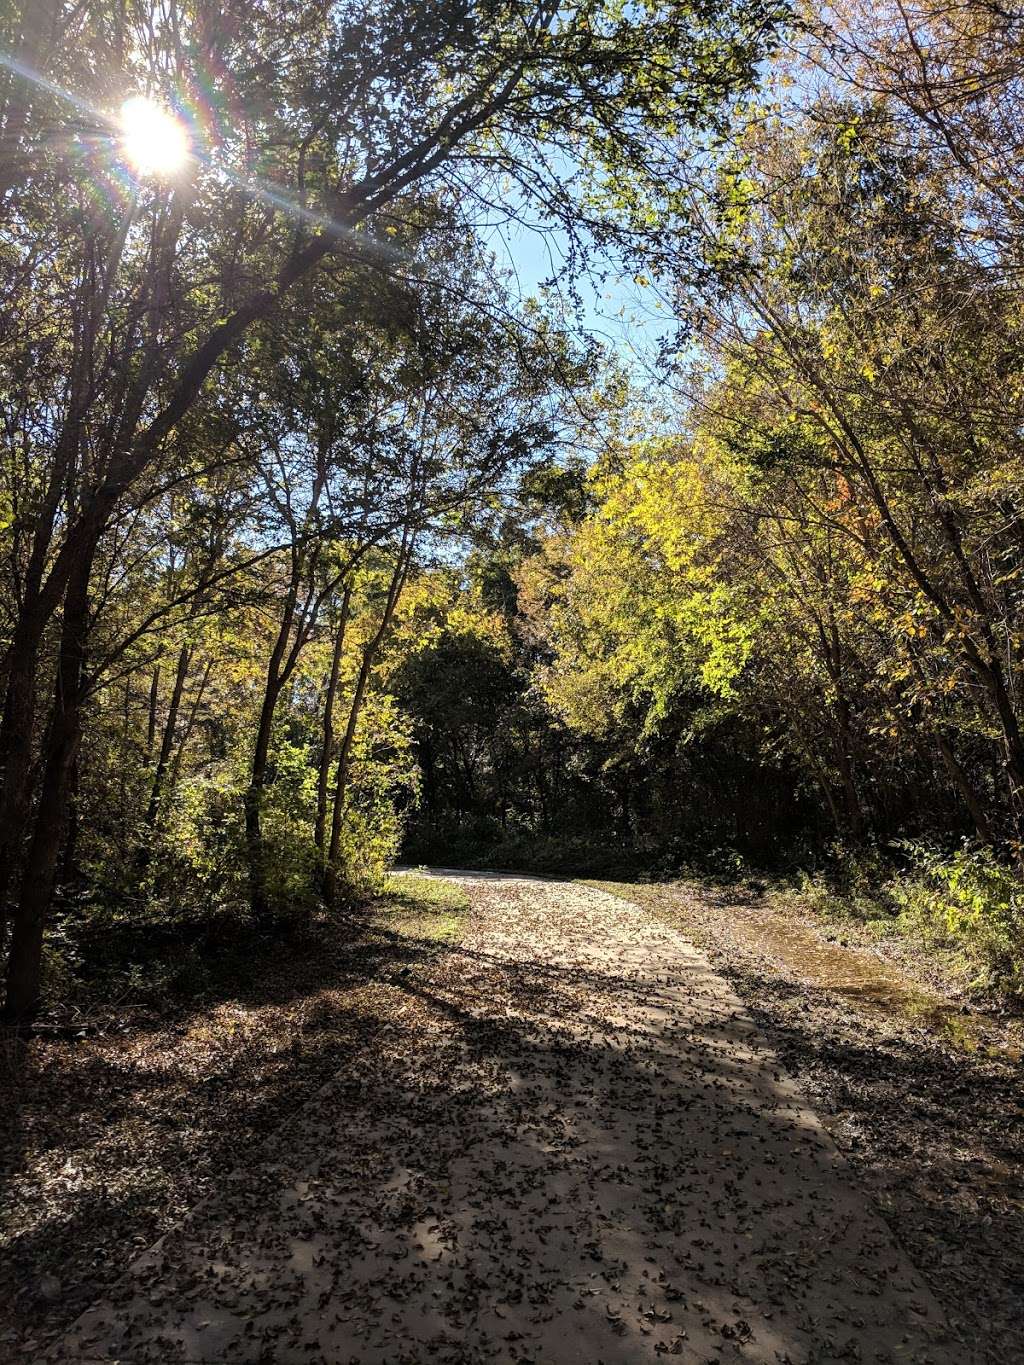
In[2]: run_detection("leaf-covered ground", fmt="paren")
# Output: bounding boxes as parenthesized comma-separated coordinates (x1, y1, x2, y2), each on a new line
(0, 876, 469, 1362)
(590, 878, 1024, 1364)
(36, 872, 959, 1363)
(4, 871, 1016, 1363)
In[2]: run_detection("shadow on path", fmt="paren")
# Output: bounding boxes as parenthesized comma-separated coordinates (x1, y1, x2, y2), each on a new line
(51, 873, 959, 1364)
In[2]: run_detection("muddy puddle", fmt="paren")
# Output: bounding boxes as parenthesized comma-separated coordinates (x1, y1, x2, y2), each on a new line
(594, 880, 1024, 1062)
(727, 900, 1006, 1042)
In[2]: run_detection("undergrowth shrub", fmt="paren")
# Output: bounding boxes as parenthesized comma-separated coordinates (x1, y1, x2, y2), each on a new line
(785, 840, 1024, 999)
(42, 700, 419, 1009)
(889, 843, 1024, 998)
(783, 841, 893, 924)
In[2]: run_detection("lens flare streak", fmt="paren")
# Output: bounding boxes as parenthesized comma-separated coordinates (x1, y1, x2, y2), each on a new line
(0, 48, 410, 268)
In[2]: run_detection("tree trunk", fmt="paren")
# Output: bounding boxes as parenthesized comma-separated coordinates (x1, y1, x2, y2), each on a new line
(144, 643, 192, 827)
(984, 662, 1024, 829)
(59, 757, 80, 889)
(323, 651, 374, 903)
(323, 549, 411, 901)
(3, 547, 93, 1020)
(0, 603, 49, 930)
(834, 729, 863, 838)
(167, 658, 212, 794)
(244, 672, 285, 923)
(245, 574, 305, 921)
(314, 586, 351, 853)
(934, 731, 994, 846)
(146, 665, 161, 758)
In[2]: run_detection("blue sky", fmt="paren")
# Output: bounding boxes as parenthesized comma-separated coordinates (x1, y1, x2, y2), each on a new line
(484, 216, 676, 370)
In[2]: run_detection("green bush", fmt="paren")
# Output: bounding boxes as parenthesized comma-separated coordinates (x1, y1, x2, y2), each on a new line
(890, 843, 1024, 998)
(779, 841, 893, 924)
(784, 840, 1024, 999)
(323, 693, 420, 896)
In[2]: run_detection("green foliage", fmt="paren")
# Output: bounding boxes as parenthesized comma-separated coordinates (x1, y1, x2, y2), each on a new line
(327, 694, 420, 894)
(377, 874, 471, 944)
(0, 0, 787, 1019)
(890, 845, 1024, 998)
(160, 769, 251, 911)
(778, 840, 1024, 1001)
(8, 0, 1024, 1019)
(259, 741, 323, 918)
(779, 843, 897, 925)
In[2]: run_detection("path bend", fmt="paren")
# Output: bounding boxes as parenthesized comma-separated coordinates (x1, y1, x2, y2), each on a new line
(54, 871, 956, 1364)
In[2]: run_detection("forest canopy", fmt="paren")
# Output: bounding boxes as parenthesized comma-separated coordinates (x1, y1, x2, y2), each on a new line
(3, 0, 1024, 1017)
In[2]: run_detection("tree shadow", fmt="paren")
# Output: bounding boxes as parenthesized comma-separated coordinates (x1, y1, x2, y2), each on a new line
(701, 961, 1024, 1362)
(46, 928, 965, 1364)
(4, 906, 1015, 1362)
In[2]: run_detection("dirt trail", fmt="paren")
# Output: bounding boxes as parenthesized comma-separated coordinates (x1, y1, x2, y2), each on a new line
(53, 872, 957, 1364)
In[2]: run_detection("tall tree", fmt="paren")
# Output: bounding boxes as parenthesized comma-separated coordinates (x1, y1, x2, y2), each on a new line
(1, 0, 784, 1015)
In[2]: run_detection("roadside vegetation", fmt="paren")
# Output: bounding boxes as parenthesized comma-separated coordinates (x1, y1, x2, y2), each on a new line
(2, 8, 1023, 1019)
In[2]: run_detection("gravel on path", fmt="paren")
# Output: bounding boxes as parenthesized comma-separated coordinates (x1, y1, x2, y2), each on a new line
(591, 877, 1023, 1365)
(54, 873, 957, 1365)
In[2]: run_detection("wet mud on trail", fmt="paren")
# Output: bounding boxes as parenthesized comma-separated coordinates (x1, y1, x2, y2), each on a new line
(54, 872, 958, 1364)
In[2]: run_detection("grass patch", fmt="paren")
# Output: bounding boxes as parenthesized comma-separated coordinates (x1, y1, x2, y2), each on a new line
(374, 873, 471, 945)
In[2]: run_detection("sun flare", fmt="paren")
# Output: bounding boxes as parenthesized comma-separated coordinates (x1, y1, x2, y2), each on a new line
(120, 95, 189, 177)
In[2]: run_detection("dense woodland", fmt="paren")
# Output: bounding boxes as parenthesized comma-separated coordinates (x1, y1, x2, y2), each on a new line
(2, 0, 1024, 1019)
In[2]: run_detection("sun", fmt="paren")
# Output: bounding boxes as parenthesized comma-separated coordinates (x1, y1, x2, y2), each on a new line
(119, 95, 189, 177)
